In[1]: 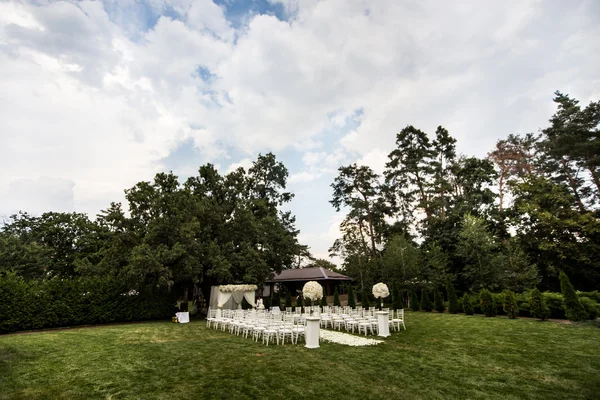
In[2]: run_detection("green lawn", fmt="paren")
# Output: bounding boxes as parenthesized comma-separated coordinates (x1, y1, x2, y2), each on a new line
(1, 312, 599, 400)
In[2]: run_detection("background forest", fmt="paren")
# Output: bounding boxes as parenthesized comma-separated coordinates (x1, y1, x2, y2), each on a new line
(1, 92, 599, 332)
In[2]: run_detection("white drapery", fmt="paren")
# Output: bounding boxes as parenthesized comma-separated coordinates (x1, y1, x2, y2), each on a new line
(210, 285, 257, 317)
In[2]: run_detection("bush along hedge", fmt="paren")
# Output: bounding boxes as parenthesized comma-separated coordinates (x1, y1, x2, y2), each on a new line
(361, 289, 370, 308)
(461, 293, 474, 315)
(393, 288, 404, 310)
(347, 285, 356, 308)
(529, 288, 550, 321)
(0, 272, 175, 334)
(410, 287, 420, 311)
(480, 289, 496, 317)
(579, 297, 600, 320)
(434, 287, 445, 313)
(333, 287, 341, 307)
(296, 292, 303, 308)
(502, 290, 518, 319)
(447, 282, 459, 314)
(421, 289, 433, 312)
(320, 293, 328, 308)
(559, 271, 588, 321)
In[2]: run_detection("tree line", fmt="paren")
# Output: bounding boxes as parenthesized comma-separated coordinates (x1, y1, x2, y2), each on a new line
(0, 154, 308, 301)
(330, 91, 600, 297)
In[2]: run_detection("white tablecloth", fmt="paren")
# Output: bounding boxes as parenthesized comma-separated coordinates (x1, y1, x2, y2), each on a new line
(176, 312, 189, 323)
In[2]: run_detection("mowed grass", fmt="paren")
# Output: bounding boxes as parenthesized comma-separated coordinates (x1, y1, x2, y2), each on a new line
(1, 312, 599, 400)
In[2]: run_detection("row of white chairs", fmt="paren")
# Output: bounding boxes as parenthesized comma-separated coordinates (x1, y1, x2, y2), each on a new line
(207, 310, 307, 345)
(207, 308, 406, 340)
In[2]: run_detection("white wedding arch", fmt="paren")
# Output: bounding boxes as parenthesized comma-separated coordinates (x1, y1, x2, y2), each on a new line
(208, 285, 257, 317)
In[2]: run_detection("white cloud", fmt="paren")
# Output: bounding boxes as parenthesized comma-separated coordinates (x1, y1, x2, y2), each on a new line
(225, 158, 253, 174)
(2, 177, 75, 216)
(288, 171, 317, 184)
(1, 0, 599, 254)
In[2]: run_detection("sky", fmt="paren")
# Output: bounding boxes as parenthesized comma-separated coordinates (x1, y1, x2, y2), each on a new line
(1, 0, 599, 262)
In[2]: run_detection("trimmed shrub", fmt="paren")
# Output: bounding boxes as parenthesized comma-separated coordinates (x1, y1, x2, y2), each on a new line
(421, 289, 433, 312)
(434, 288, 445, 313)
(362, 289, 370, 308)
(530, 288, 550, 321)
(296, 293, 303, 308)
(446, 282, 459, 314)
(542, 292, 566, 319)
(479, 289, 496, 317)
(579, 297, 600, 320)
(410, 287, 420, 311)
(320, 293, 328, 308)
(578, 291, 600, 303)
(264, 296, 272, 309)
(393, 288, 404, 310)
(285, 291, 292, 309)
(516, 292, 531, 317)
(502, 290, 518, 319)
(347, 285, 356, 308)
(333, 287, 341, 307)
(461, 293, 474, 315)
(0, 272, 175, 334)
(492, 293, 505, 316)
(559, 271, 588, 321)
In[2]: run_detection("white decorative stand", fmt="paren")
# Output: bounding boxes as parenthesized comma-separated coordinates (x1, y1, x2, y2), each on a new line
(376, 311, 390, 337)
(176, 312, 190, 324)
(305, 316, 320, 349)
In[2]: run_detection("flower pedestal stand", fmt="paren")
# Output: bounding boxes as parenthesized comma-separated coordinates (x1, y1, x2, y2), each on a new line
(375, 311, 390, 337)
(305, 316, 321, 349)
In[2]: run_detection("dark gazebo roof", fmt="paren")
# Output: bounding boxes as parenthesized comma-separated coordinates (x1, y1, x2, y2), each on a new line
(265, 267, 352, 283)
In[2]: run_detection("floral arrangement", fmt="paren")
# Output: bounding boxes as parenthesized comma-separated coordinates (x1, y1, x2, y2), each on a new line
(372, 283, 390, 299)
(219, 284, 258, 293)
(302, 281, 323, 301)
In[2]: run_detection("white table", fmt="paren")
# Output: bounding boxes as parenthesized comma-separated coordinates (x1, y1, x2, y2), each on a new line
(305, 316, 320, 349)
(176, 312, 189, 323)
(376, 311, 390, 337)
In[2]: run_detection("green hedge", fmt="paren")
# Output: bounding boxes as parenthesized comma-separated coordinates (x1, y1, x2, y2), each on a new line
(457, 290, 599, 320)
(0, 273, 175, 334)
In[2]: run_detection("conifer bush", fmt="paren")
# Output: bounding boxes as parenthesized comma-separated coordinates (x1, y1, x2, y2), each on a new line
(529, 288, 549, 320)
(434, 287, 445, 313)
(446, 282, 459, 314)
(285, 291, 292, 309)
(320, 293, 328, 308)
(421, 289, 433, 312)
(410, 287, 420, 311)
(502, 289, 518, 319)
(559, 270, 588, 321)
(479, 289, 496, 317)
(461, 293, 474, 315)
(393, 287, 404, 310)
(347, 285, 356, 308)
(333, 287, 341, 307)
(362, 289, 370, 308)
(296, 293, 303, 308)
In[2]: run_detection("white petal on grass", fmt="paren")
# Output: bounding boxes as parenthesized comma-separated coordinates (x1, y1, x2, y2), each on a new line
(320, 330, 384, 347)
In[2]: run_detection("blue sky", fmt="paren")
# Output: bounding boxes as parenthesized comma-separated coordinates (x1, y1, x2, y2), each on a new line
(1, 0, 599, 261)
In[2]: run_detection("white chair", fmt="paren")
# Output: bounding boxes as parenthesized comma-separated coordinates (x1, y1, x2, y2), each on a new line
(391, 309, 406, 331)
(206, 309, 217, 328)
(278, 323, 294, 345)
(292, 322, 305, 344)
(262, 321, 280, 346)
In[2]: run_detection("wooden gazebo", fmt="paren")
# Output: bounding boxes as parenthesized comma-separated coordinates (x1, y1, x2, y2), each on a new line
(265, 267, 352, 299)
